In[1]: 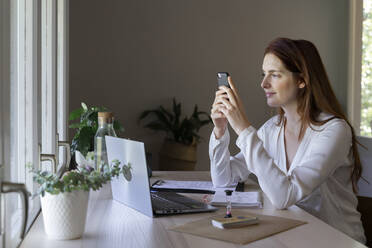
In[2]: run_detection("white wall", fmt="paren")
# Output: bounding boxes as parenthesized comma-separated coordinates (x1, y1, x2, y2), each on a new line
(69, 0, 349, 170)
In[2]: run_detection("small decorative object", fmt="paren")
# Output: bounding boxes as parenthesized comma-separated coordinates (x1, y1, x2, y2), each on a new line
(94, 112, 117, 171)
(139, 98, 212, 171)
(224, 190, 233, 218)
(29, 155, 131, 240)
(69, 102, 124, 170)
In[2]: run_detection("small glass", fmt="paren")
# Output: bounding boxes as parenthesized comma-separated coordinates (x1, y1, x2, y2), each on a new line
(224, 190, 233, 218)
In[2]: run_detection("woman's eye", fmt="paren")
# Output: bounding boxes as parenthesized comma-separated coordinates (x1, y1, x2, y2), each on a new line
(272, 74, 280, 78)
(261, 73, 266, 78)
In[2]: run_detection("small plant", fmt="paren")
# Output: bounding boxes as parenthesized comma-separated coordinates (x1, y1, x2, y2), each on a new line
(28, 160, 132, 197)
(139, 98, 212, 146)
(69, 102, 124, 157)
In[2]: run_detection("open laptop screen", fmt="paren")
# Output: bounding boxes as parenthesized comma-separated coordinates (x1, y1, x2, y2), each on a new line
(106, 136, 154, 217)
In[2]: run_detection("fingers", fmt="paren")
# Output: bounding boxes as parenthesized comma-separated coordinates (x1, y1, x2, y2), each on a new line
(213, 90, 229, 105)
(215, 96, 233, 111)
(212, 76, 240, 118)
(214, 89, 228, 99)
(217, 104, 229, 117)
(227, 76, 236, 92)
(227, 76, 243, 107)
(212, 104, 227, 117)
(215, 98, 238, 120)
(211, 102, 226, 114)
(211, 111, 225, 119)
(218, 86, 238, 107)
(211, 103, 223, 113)
(211, 103, 227, 121)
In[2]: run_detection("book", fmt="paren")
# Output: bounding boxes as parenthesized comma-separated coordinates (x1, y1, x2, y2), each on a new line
(211, 215, 259, 229)
(210, 191, 262, 208)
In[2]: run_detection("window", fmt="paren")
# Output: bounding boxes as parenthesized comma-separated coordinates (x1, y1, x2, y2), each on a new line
(0, 0, 68, 247)
(361, 0, 372, 136)
(349, 0, 372, 137)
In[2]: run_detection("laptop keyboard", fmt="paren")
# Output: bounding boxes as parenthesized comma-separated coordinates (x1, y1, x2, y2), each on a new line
(151, 192, 206, 211)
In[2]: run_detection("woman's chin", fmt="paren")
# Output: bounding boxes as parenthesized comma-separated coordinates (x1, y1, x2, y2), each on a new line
(266, 100, 279, 108)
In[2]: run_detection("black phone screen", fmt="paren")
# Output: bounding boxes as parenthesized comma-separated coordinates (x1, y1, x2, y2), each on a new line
(217, 72, 230, 88)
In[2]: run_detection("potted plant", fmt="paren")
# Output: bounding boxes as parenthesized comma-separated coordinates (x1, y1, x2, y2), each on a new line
(69, 102, 124, 169)
(27, 102, 128, 240)
(139, 98, 212, 171)
(29, 157, 132, 240)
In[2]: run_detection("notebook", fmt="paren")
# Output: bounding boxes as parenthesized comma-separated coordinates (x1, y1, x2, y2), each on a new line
(211, 214, 259, 229)
(211, 191, 263, 208)
(105, 136, 218, 217)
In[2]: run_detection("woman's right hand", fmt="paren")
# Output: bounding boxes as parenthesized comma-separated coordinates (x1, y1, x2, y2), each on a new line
(211, 88, 229, 139)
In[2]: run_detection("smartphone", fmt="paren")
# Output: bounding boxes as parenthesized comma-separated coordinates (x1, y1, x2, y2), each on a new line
(217, 72, 230, 88)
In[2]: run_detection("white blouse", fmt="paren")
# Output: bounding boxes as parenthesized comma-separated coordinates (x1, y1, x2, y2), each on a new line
(209, 113, 366, 243)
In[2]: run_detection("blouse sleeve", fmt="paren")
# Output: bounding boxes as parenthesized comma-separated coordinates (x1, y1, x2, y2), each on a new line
(236, 120, 352, 209)
(209, 129, 250, 187)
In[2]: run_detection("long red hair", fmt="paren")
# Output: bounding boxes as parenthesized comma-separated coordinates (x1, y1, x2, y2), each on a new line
(264, 37, 362, 193)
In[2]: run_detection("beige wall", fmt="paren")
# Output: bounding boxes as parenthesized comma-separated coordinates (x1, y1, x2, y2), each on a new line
(69, 0, 349, 170)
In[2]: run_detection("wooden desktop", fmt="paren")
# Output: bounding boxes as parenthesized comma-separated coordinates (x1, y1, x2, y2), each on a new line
(20, 171, 367, 248)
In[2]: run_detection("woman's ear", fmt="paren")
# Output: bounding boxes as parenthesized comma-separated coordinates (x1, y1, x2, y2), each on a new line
(295, 73, 306, 89)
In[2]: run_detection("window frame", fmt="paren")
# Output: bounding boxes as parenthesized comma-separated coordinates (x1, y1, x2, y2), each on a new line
(57, 0, 69, 169)
(41, 0, 57, 169)
(6, 0, 41, 246)
(0, 0, 69, 247)
(41, 0, 68, 176)
(0, 0, 11, 246)
(348, 0, 363, 136)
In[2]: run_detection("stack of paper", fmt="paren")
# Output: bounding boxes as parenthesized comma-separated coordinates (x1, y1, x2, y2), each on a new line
(211, 191, 262, 208)
(151, 180, 236, 192)
(151, 180, 262, 208)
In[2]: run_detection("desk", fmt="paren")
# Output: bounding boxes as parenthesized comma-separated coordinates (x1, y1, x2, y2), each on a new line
(20, 171, 366, 248)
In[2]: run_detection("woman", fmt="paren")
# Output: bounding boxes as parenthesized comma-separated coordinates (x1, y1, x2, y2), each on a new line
(209, 37, 366, 243)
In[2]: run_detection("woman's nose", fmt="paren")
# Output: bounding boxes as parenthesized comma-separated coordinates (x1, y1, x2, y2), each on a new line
(261, 77, 270, 89)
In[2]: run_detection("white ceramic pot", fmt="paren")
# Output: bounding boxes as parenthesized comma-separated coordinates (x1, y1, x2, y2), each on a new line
(40, 190, 90, 240)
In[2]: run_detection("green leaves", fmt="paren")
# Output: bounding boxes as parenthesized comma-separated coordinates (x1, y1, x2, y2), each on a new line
(69, 107, 84, 121)
(172, 98, 181, 127)
(139, 98, 212, 145)
(114, 120, 125, 133)
(69, 102, 125, 157)
(81, 102, 88, 111)
(30, 160, 130, 196)
(139, 108, 174, 133)
(76, 127, 96, 156)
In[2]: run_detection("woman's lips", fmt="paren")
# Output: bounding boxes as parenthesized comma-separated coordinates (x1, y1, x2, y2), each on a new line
(265, 92, 276, 98)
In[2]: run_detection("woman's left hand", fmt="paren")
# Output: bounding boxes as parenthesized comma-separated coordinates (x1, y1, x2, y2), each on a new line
(215, 76, 251, 135)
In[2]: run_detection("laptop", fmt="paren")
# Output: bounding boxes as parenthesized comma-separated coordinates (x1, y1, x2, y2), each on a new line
(105, 136, 218, 217)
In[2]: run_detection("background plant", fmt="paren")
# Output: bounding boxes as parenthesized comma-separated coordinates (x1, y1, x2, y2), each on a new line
(139, 98, 212, 145)
(69, 102, 125, 158)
